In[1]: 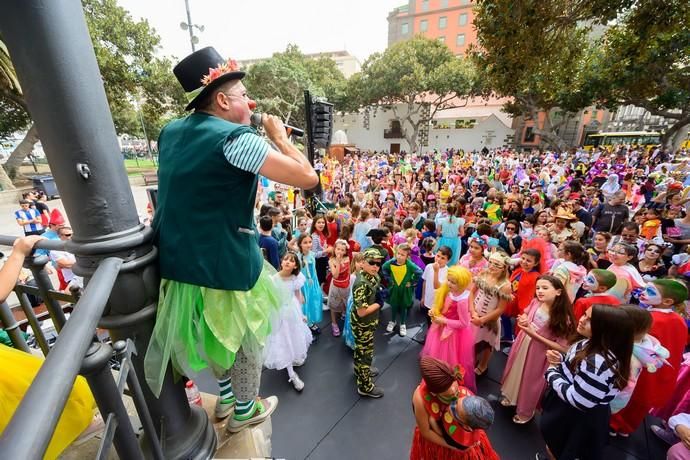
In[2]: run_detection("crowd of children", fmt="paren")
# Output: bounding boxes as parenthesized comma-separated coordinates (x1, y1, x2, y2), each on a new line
(250, 146, 690, 459)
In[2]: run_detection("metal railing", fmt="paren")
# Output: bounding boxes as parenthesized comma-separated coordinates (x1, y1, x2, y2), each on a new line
(0, 238, 164, 460)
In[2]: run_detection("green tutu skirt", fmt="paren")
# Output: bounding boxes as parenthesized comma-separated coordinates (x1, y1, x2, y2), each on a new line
(144, 262, 281, 397)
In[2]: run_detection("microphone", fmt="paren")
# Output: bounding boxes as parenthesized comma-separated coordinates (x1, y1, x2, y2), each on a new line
(250, 112, 304, 137)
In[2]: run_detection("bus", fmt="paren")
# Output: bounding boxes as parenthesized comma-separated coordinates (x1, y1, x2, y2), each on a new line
(583, 131, 662, 150)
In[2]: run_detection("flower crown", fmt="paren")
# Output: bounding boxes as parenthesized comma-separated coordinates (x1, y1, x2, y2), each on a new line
(201, 58, 239, 86)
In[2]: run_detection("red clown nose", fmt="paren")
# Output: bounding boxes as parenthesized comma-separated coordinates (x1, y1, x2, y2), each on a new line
(248, 99, 257, 110)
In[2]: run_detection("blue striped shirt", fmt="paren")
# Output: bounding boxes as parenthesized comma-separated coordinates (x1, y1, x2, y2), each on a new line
(223, 132, 270, 174)
(14, 208, 43, 233)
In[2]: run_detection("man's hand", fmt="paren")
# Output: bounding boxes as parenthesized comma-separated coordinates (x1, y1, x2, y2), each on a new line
(433, 262, 439, 273)
(14, 235, 44, 256)
(262, 114, 289, 146)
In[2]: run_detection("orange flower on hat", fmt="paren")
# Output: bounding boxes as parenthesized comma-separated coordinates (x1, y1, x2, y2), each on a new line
(201, 58, 239, 86)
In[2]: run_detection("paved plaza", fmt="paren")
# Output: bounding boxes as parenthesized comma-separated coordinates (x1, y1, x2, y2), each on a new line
(0, 184, 671, 460)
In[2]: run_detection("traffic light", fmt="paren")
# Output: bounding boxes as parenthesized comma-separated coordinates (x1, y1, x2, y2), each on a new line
(305, 91, 333, 149)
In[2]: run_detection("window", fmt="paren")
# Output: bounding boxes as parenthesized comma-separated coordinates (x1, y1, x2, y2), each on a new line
(523, 127, 536, 143)
(459, 13, 468, 25)
(438, 36, 445, 43)
(441, 0, 449, 7)
(456, 34, 465, 46)
(421, 0, 429, 12)
(439, 16, 447, 29)
(401, 22, 409, 35)
(420, 19, 428, 32)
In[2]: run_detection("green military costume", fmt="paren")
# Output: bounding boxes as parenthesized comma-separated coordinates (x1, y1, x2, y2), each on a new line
(381, 258, 423, 326)
(351, 249, 384, 393)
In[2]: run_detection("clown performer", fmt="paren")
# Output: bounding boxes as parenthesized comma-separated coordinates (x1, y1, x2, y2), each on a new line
(144, 47, 318, 432)
(410, 357, 499, 460)
(609, 279, 689, 437)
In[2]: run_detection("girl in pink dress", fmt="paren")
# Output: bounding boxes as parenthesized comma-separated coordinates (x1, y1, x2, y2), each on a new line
(458, 236, 488, 276)
(421, 266, 476, 392)
(500, 275, 575, 424)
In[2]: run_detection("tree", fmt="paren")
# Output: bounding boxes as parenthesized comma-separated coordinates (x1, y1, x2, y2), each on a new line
(243, 45, 348, 130)
(347, 36, 476, 153)
(0, 0, 185, 182)
(471, 0, 614, 151)
(588, 0, 690, 151)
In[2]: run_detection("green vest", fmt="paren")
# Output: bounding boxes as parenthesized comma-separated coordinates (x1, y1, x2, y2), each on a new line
(153, 112, 262, 291)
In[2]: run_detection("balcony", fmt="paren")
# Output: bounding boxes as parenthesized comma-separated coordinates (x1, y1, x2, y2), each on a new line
(384, 129, 403, 139)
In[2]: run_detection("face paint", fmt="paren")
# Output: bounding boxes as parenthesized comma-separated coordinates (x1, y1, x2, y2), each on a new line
(583, 272, 599, 291)
(640, 284, 663, 306)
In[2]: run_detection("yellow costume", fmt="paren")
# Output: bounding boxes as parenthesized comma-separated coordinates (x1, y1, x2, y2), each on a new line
(0, 345, 95, 459)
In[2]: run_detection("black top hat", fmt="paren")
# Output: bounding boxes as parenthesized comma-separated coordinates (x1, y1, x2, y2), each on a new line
(173, 46, 245, 111)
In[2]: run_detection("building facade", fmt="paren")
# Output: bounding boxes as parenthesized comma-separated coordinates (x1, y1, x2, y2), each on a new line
(388, 0, 476, 55)
(334, 102, 513, 153)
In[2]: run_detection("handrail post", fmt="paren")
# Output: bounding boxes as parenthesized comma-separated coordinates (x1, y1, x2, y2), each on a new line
(0, 1, 216, 458)
(0, 300, 30, 353)
(26, 255, 68, 331)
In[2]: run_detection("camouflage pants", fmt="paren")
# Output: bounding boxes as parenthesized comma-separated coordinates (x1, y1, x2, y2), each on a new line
(352, 319, 378, 392)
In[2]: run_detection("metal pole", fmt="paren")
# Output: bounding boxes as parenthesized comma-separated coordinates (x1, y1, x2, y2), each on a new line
(137, 107, 154, 163)
(16, 289, 51, 356)
(0, 1, 215, 458)
(185, 0, 196, 52)
(0, 258, 122, 459)
(0, 300, 31, 353)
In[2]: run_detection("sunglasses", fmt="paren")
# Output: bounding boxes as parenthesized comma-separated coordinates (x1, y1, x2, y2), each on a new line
(366, 260, 382, 267)
(506, 227, 517, 231)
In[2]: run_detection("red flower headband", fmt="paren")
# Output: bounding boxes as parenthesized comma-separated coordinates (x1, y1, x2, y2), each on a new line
(201, 58, 239, 86)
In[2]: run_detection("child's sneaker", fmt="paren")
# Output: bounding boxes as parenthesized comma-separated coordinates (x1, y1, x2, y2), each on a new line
(226, 396, 278, 433)
(399, 324, 407, 337)
(386, 321, 395, 333)
(332, 323, 341, 337)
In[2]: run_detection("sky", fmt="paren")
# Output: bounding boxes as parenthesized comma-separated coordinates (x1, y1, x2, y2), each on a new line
(116, 0, 406, 64)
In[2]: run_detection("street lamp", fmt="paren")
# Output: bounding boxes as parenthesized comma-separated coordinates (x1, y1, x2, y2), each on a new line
(180, 0, 204, 52)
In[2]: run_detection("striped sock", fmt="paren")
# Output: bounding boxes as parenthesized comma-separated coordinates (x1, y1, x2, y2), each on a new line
(233, 399, 257, 420)
(217, 377, 235, 404)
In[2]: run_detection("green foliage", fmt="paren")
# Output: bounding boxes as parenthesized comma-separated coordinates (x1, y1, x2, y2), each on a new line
(347, 36, 476, 151)
(588, 0, 690, 145)
(0, 96, 30, 139)
(472, 0, 600, 150)
(243, 44, 348, 128)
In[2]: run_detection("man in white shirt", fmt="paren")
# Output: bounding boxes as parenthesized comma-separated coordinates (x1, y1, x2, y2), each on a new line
(49, 226, 83, 292)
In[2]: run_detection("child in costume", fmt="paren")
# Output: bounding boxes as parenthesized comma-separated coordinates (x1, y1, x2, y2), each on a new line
(382, 243, 423, 337)
(458, 236, 489, 278)
(641, 207, 662, 241)
(264, 253, 313, 392)
(436, 204, 463, 265)
(296, 233, 323, 335)
(327, 240, 351, 337)
(343, 253, 365, 350)
(351, 248, 386, 398)
(421, 266, 476, 392)
(503, 248, 542, 345)
(606, 242, 646, 303)
(609, 279, 689, 437)
(550, 241, 589, 303)
(573, 269, 621, 321)
(610, 305, 670, 415)
(410, 357, 499, 460)
(501, 275, 575, 424)
(470, 252, 513, 376)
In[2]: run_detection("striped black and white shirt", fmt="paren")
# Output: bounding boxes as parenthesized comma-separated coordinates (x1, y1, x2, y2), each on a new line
(545, 339, 621, 411)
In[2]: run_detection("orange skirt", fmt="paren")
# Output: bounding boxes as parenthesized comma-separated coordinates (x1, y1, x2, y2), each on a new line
(409, 426, 500, 460)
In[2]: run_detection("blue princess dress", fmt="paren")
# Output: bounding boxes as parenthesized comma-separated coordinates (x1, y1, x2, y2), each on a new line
(437, 216, 463, 265)
(300, 252, 323, 326)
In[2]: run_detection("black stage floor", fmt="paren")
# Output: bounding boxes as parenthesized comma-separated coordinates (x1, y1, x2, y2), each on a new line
(204, 304, 669, 459)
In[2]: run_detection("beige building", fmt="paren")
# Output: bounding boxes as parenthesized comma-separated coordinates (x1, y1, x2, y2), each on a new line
(237, 50, 361, 79)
